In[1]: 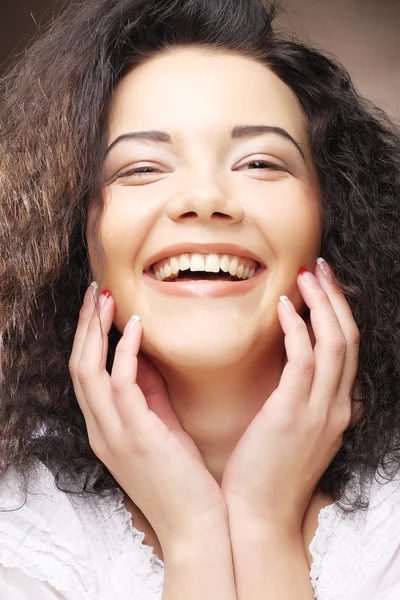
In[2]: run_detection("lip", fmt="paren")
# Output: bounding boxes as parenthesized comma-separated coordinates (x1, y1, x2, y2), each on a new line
(142, 265, 268, 298)
(143, 242, 266, 273)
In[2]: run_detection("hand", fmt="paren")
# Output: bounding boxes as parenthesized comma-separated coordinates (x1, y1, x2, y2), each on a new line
(222, 259, 359, 531)
(69, 285, 227, 552)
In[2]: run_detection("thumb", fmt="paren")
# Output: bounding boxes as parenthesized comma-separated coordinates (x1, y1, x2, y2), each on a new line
(136, 352, 183, 430)
(136, 351, 166, 397)
(282, 317, 315, 368)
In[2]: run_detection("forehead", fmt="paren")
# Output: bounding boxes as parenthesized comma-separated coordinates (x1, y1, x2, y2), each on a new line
(108, 47, 308, 146)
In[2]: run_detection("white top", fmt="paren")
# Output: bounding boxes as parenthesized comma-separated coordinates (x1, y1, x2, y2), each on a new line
(0, 460, 400, 600)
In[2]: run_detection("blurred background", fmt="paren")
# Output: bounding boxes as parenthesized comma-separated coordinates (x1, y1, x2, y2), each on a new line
(1, 0, 399, 122)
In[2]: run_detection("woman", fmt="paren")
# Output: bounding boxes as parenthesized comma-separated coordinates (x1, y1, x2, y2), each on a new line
(0, 0, 399, 598)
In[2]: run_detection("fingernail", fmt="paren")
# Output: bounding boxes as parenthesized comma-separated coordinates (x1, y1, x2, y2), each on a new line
(83, 281, 98, 307)
(99, 289, 111, 308)
(298, 268, 318, 287)
(316, 257, 332, 280)
(124, 314, 141, 337)
(279, 295, 296, 313)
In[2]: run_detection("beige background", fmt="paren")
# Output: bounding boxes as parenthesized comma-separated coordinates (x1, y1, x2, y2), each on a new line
(277, 0, 400, 123)
(1, 0, 399, 122)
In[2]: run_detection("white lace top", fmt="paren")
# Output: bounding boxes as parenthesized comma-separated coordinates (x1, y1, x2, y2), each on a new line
(1, 460, 400, 600)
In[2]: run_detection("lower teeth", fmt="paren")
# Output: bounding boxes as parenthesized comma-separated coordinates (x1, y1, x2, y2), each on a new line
(160, 274, 247, 282)
(151, 267, 259, 281)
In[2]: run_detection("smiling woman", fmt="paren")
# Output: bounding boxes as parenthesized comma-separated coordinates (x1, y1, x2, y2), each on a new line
(95, 48, 321, 347)
(0, 1, 399, 600)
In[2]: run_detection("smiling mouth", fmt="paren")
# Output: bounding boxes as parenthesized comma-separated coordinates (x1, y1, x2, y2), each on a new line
(145, 266, 265, 282)
(144, 263, 265, 283)
(146, 266, 264, 283)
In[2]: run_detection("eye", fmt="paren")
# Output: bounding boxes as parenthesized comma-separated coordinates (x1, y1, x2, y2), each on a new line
(241, 160, 286, 171)
(118, 166, 159, 178)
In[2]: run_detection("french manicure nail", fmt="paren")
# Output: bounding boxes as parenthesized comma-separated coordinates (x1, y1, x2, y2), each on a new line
(124, 314, 141, 337)
(316, 257, 332, 280)
(279, 295, 296, 313)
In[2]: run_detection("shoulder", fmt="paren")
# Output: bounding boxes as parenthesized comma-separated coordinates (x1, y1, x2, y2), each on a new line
(0, 460, 102, 599)
(310, 470, 400, 600)
(0, 460, 165, 599)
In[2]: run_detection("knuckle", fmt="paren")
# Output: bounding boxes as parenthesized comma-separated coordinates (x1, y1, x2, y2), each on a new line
(131, 432, 151, 455)
(348, 326, 360, 347)
(110, 376, 129, 395)
(329, 337, 347, 356)
(296, 353, 315, 372)
(76, 362, 97, 386)
(279, 413, 299, 432)
(308, 411, 328, 431)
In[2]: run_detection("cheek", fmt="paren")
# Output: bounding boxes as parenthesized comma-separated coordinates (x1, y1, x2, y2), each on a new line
(262, 184, 322, 260)
(96, 190, 153, 270)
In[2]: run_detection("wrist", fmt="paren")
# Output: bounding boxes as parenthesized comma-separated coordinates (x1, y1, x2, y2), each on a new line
(163, 520, 233, 568)
(226, 495, 303, 538)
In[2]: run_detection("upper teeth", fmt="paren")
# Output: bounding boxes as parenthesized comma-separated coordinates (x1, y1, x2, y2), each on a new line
(152, 253, 258, 281)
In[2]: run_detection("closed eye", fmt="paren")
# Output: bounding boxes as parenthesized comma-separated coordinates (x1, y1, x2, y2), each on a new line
(118, 166, 159, 178)
(240, 160, 286, 171)
(115, 159, 287, 181)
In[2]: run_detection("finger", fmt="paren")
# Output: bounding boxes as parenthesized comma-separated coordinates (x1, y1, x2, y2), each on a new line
(112, 321, 182, 431)
(69, 282, 98, 375)
(314, 258, 360, 395)
(69, 282, 98, 418)
(80, 289, 114, 372)
(275, 296, 315, 405)
(137, 352, 182, 430)
(110, 315, 151, 424)
(76, 289, 116, 423)
(297, 269, 347, 407)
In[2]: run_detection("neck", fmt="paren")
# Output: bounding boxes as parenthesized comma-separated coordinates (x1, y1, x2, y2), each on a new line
(155, 346, 285, 484)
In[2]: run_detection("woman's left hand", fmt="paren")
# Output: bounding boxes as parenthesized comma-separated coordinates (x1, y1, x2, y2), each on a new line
(221, 259, 360, 532)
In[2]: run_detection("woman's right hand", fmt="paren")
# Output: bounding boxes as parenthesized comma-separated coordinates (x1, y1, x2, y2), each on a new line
(68, 283, 227, 553)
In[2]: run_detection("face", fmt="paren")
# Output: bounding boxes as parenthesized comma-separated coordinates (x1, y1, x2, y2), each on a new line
(88, 47, 322, 371)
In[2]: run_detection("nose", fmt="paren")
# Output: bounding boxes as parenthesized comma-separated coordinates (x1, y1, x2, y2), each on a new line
(166, 179, 244, 225)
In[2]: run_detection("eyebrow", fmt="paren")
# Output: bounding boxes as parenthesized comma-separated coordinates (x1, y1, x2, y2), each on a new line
(104, 124, 307, 162)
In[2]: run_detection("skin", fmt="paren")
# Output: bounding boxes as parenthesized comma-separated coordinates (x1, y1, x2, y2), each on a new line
(70, 47, 359, 598)
(92, 47, 322, 484)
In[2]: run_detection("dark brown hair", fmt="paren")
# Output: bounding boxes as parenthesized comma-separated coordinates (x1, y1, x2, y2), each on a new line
(1, 0, 399, 508)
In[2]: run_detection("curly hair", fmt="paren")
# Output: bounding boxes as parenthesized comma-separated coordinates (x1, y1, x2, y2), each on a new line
(0, 0, 399, 508)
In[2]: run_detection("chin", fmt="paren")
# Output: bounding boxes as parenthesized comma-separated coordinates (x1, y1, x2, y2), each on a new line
(141, 324, 256, 371)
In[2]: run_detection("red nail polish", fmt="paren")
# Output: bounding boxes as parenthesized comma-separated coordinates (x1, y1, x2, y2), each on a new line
(299, 268, 308, 276)
(101, 289, 111, 298)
